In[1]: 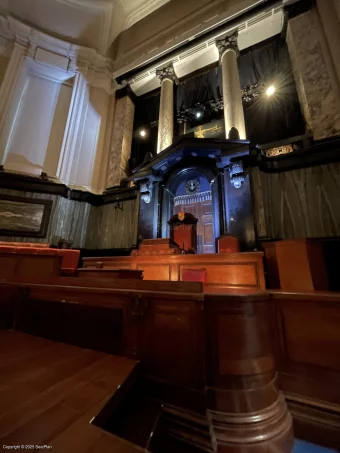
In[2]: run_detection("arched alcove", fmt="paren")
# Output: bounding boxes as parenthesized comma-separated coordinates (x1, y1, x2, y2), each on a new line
(161, 165, 221, 252)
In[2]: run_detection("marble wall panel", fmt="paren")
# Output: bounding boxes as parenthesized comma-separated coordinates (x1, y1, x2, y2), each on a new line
(0, 189, 89, 248)
(287, 10, 340, 139)
(106, 96, 135, 188)
(251, 162, 340, 239)
(85, 198, 138, 249)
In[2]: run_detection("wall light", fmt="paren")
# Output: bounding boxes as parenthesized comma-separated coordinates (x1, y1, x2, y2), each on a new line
(266, 85, 276, 96)
(140, 129, 147, 137)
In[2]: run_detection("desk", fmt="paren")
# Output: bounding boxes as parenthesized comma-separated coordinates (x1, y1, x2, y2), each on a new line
(82, 252, 265, 291)
(77, 269, 143, 280)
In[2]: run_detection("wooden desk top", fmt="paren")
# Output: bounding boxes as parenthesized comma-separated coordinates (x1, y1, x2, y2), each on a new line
(0, 331, 141, 453)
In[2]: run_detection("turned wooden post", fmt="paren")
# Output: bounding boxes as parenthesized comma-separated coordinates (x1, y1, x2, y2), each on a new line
(204, 294, 294, 453)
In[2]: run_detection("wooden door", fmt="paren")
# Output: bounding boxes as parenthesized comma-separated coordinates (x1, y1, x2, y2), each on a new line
(174, 200, 214, 254)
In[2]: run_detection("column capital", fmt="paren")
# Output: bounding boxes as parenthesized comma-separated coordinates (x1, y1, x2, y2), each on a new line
(216, 30, 239, 60)
(156, 63, 177, 84)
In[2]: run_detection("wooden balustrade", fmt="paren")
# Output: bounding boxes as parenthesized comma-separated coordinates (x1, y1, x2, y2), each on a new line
(2, 281, 340, 449)
(0, 282, 294, 452)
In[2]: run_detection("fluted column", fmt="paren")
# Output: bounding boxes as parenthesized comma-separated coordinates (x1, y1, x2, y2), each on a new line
(216, 31, 246, 140)
(156, 64, 176, 154)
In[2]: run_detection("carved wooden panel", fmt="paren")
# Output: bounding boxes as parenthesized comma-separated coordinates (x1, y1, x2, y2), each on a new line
(277, 304, 340, 371)
(273, 293, 340, 406)
(203, 203, 212, 215)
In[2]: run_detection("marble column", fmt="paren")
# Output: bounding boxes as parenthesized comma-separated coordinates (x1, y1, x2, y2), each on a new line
(286, 9, 340, 139)
(156, 63, 176, 154)
(216, 31, 246, 140)
(106, 94, 135, 188)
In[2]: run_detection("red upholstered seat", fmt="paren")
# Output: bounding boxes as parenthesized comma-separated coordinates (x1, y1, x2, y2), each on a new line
(0, 246, 16, 253)
(16, 247, 38, 254)
(182, 268, 206, 283)
(57, 250, 80, 274)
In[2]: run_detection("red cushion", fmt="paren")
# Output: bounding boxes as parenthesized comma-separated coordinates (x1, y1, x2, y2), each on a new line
(57, 250, 80, 271)
(16, 248, 38, 254)
(0, 246, 16, 253)
(182, 268, 206, 282)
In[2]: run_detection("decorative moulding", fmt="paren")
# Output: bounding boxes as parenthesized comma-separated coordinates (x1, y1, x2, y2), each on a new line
(55, 0, 115, 53)
(125, 0, 170, 29)
(0, 34, 12, 57)
(0, 14, 115, 93)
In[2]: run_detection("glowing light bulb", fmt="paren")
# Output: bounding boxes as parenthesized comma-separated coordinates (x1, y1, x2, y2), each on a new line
(140, 129, 146, 137)
(196, 111, 202, 118)
(266, 85, 276, 96)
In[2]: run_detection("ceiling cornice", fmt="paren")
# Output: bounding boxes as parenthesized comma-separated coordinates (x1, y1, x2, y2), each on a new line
(0, 14, 117, 93)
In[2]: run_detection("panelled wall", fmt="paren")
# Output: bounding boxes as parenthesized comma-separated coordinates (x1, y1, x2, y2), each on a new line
(85, 198, 139, 249)
(0, 30, 114, 196)
(252, 162, 340, 240)
(0, 188, 138, 250)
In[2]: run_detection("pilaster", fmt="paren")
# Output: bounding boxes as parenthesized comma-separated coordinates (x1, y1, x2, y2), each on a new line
(57, 70, 89, 185)
(286, 9, 340, 139)
(0, 43, 27, 165)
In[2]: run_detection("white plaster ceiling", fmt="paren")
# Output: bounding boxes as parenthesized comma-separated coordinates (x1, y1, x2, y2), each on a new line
(0, 0, 168, 53)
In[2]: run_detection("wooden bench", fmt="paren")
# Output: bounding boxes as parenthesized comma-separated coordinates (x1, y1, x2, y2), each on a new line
(0, 253, 62, 283)
(76, 268, 144, 280)
(82, 252, 266, 292)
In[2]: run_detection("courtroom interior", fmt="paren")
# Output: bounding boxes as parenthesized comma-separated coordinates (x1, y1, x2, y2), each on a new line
(0, 0, 340, 451)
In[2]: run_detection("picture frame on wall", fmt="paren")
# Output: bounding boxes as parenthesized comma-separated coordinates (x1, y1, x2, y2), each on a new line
(0, 195, 52, 238)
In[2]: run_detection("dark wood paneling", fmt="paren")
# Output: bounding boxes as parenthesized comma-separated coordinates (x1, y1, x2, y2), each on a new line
(0, 254, 61, 283)
(141, 298, 204, 387)
(16, 298, 124, 355)
(76, 269, 143, 279)
(273, 292, 340, 408)
(204, 293, 293, 452)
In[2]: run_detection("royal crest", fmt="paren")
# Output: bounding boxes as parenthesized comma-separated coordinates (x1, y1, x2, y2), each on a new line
(178, 212, 185, 222)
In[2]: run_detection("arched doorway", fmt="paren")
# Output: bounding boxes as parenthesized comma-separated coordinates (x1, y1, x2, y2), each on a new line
(161, 166, 221, 253)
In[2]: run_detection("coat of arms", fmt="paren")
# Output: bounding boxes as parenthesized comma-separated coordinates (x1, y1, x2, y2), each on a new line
(178, 212, 185, 222)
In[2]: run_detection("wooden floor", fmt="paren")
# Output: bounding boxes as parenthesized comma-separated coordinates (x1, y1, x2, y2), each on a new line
(0, 330, 142, 453)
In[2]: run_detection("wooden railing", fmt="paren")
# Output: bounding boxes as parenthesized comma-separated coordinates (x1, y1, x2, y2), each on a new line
(0, 282, 295, 452)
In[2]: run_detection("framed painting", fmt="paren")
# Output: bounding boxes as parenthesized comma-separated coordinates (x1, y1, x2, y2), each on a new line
(0, 195, 52, 238)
